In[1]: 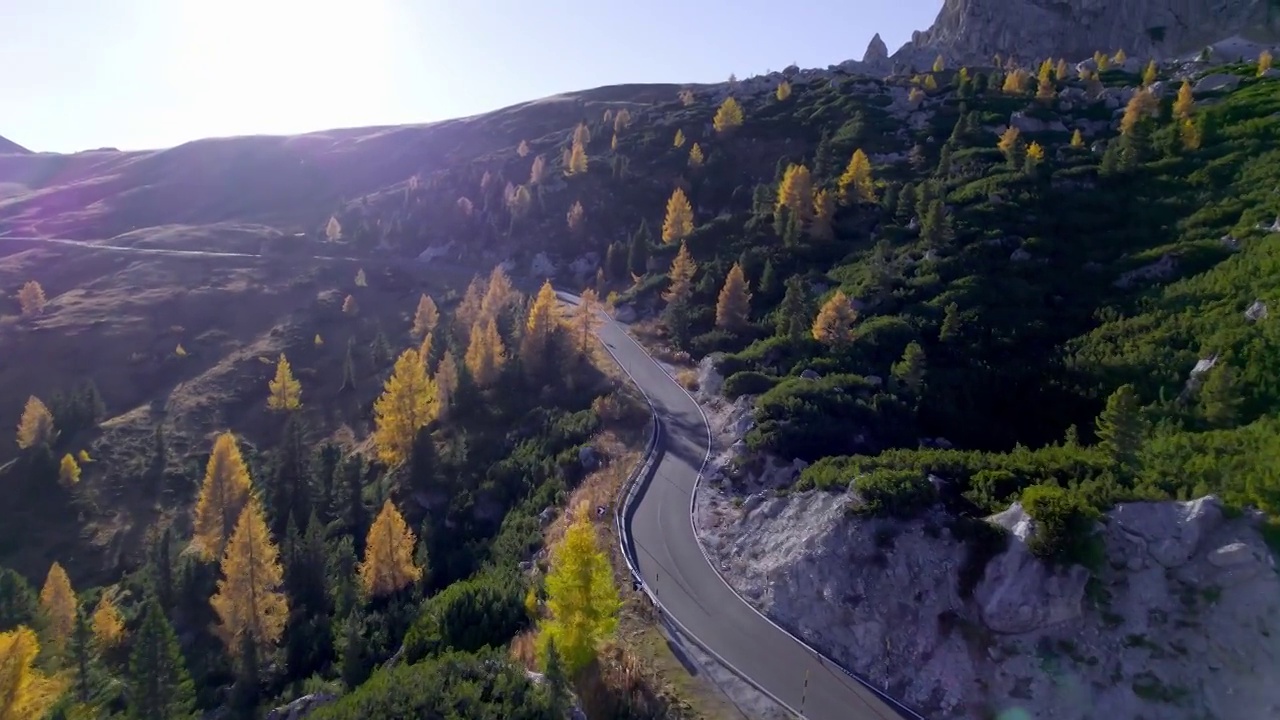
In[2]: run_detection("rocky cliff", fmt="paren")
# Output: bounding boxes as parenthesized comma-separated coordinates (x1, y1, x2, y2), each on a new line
(891, 0, 1280, 69)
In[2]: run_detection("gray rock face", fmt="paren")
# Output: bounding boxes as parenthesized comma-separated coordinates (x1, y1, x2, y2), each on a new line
(891, 0, 1280, 69)
(266, 693, 337, 720)
(863, 32, 890, 63)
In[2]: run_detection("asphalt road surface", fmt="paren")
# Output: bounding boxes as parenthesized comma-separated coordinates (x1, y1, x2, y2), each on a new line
(591, 311, 918, 720)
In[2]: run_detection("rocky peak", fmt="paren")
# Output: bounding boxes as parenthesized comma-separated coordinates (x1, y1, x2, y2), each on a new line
(862, 32, 889, 63)
(890, 0, 1280, 69)
(0, 135, 31, 155)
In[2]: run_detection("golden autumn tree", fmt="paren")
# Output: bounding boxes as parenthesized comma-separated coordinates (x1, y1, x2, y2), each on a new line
(775, 80, 792, 101)
(313, 334, 323, 348)
(566, 201, 586, 235)
(191, 432, 253, 562)
(91, 593, 125, 649)
(1026, 141, 1046, 168)
(1173, 80, 1195, 120)
(923, 74, 938, 92)
(1002, 68, 1031, 94)
(342, 294, 358, 316)
(16, 395, 55, 450)
(520, 281, 563, 377)
(435, 350, 460, 419)
(372, 349, 439, 467)
(465, 317, 507, 388)
(210, 498, 288, 661)
(663, 242, 698, 306)
(1113, 48, 1127, 64)
(662, 187, 695, 244)
(454, 276, 486, 344)
(354, 269, 368, 287)
(58, 454, 80, 488)
(17, 280, 46, 318)
(569, 288, 599, 358)
(812, 290, 858, 347)
(688, 143, 704, 168)
(712, 97, 744, 134)
(1142, 59, 1158, 86)
(1071, 129, 1085, 148)
(412, 294, 440, 340)
(613, 108, 632, 134)
(573, 122, 591, 147)
(610, 133, 618, 152)
(908, 87, 925, 105)
(530, 154, 548, 185)
(1120, 88, 1159, 135)
(536, 505, 620, 674)
(325, 216, 342, 241)
(837, 149, 875, 204)
(1055, 58, 1070, 80)
(1260, 49, 1274, 76)
(776, 163, 814, 223)
(673, 129, 686, 147)
(998, 126, 1023, 162)
(517, 139, 530, 157)
(566, 132, 588, 176)
(39, 562, 76, 652)
(1036, 62, 1055, 101)
(715, 263, 751, 330)
(266, 354, 302, 412)
(358, 499, 422, 599)
(481, 265, 516, 322)
(811, 189, 836, 240)
(0, 627, 66, 720)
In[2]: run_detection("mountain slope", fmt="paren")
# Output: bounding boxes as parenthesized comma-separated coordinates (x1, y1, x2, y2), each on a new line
(0, 134, 31, 155)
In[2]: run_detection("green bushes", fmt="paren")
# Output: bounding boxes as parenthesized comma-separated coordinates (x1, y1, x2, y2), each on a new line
(723, 370, 779, 398)
(849, 469, 939, 518)
(746, 374, 913, 461)
(1020, 484, 1102, 566)
(403, 571, 529, 664)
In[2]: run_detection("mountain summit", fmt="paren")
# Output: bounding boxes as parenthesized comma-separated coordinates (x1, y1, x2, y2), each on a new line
(0, 135, 31, 154)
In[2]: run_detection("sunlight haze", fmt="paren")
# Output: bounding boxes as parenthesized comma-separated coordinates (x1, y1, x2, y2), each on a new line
(2, 0, 942, 153)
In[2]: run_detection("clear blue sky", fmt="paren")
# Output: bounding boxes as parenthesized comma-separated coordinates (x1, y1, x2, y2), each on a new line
(2, 0, 942, 153)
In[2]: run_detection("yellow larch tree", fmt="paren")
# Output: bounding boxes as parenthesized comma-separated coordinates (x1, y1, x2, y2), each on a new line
(517, 139, 530, 157)
(679, 88, 695, 106)
(610, 133, 619, 152)
(688, 143, 704, 169)
(325, 216, 342, 241)
(372, 348, 439, 467)
(715, 263, 751, 330)
(923, 74, 939, 92)
(673, 129, 686, 147)
(17, 280, 46, 318)
(663, 242, 698, 306)
(536, 505, 620, 674)
(1113, 48, 1127, 64)
(1002, 68, 1031, 94)
(418, 331, 434, 369)
(837, 149, 876, 205)
(0, 627, 66, 720)
(1071, 129, 1085, 148)
(16, 395, 55, 450)
(1026, 141, 1045, 168)
(530, 154, 548, 185)
(1036, 62, 1055, 101)
(508, 184, 533, 219)
(481, 265, 517, 322)
(313, 334, 323, 348)
(569, 288, 600, 358)
(39, 562, 76, 652)
(998, 126, 1023, 160)
(354, 269, 368, 287)
(775, 80, 792, 101)
(908, 87, 925, 105)
(210, 498, 288, 660)
(520, 281, 564, 377)
(933, 55, 945, 72)
(567, 201, 586, 235)
(58, 454, 80, 488)
(613, 108, 632, 134)
(434, 350, 459, 419)
(358, 499, 423, 599)
(1121, 88, 1159, 135)
(776, 163, 814, 223)
(1260, 49, 1274, 76)
(91, 593, 125, 649)
(573, 122, 591, 148)
(457, 196, 474, 217)
(266, 354, 302, 412)
(1055, 58, 1070, 80)
(454, 276, 486, 344)
(567, 135, 588, 176)
(1173, 80, 1195, 120)
(662, 187, 695, 244)
(811, 189, 836, 240)
(1142, 59, 1158, 86)
(191, 432, 253, 562)
(342, 294, 358, 316)
(712, 97, 744, 134)
(465, 317, 507, 388)
(812, 290, 858, 347)
(411, 294, 440, 340)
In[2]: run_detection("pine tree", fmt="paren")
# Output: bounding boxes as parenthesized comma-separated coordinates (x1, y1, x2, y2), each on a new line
(939, 302, 962, 342)
(628, 220, 651, 276)
(342, 294, 358, 316)
(715, 263, 751, 330)
(1113, 48, 1127, 64)
(358, 500, 422, 599)
(91, 593, 125, 649)
(664, 242, 698, 306)
(411, 295, 439, 340)
(530, 155, 548, 185)
(17, 280, 46, 318)
(566, 135, 588, 176)
(775, 80, 792, 101)
(325, 217, 342, 241)
(662, 187, 695, 244)
(435, 351, 459, 420)
(0, 626, 66, 720)
(126, 599, 194, 720)
(16, 395, 55, 450)
(688, 143, 704, 168)
(932, 55, 945, 72)
(1121, 88, 1158, 136)
(354, 269, 368, 288)
(1199, 365, 1242, 429)
(481, 265, 516, 323)
(517, 139, 530, 157)
(812, 291, 858, 347)
(1173, 81, 1195, 120)
(372, 349, 439, 468)
(464, 317, 507, 388)
(537, 508, 619, 674)
(673, 129, 686, 147)
(1095, 384, 1147, 472)
(892, 342, 927, 395)
(520, 281, 564, 378)
(569, 288, 599, 358)
(71, 604, 92, 703)
(1071, 129, 1085, 148)
(265, 354, 302, 412)
(1025, 141, 1045, 169)
(40, 561, 76, 652)
(811, 189, 836, 240)
(191, 432, 253, 562)
(340, 337, 357, 391)
(1055, 58, 1070, 81)
(712, 97, 744, 134)
(58, 454, 80, 488)
(1141, 59, 1158, 86)
(837, 149, 875, 204)
(775, 164, 814, 224)
(775, 276, 809, 340)
(566, 201, 585, 235)
(210, 498, 288, 660)
(1036, 62, 1055, 101)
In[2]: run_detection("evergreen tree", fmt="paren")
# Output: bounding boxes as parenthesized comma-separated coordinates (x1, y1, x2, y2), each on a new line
(1095, 384, 1147, 473)
(71, 607, 93, 703)
(150, 528, 175, 614)
(1199, 365, 1242, 429)
(0, 568, 40, 631)
(939, 302, 962, 343)
(892, 342, 927, 396)
(758, 259, 778, 300)
(776, 276, 809, 341)
(627, 220, 651, 276)
(125, 599, 194, 719)
(341, 337, 357, 391)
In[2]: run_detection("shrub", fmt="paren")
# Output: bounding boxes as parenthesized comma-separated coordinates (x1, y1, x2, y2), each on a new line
(723, 371, 779, 398)
(403, 571, 529, 663)
(1021, 484, 1102, 566)
(851, 469, 938, 518)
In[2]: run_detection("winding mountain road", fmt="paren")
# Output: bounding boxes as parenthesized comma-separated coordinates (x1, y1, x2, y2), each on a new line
(1, 232, 918, 719)
(591, 307, 919, 720)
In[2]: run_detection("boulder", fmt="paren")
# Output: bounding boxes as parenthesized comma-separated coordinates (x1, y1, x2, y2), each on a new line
(1111, 496, 1223, 568)
(265, 694, 337, 720)
(1194, 73, 1243, 95)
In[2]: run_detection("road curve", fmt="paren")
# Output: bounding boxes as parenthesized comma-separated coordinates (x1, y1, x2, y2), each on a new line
(591, 312, 918, 720)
